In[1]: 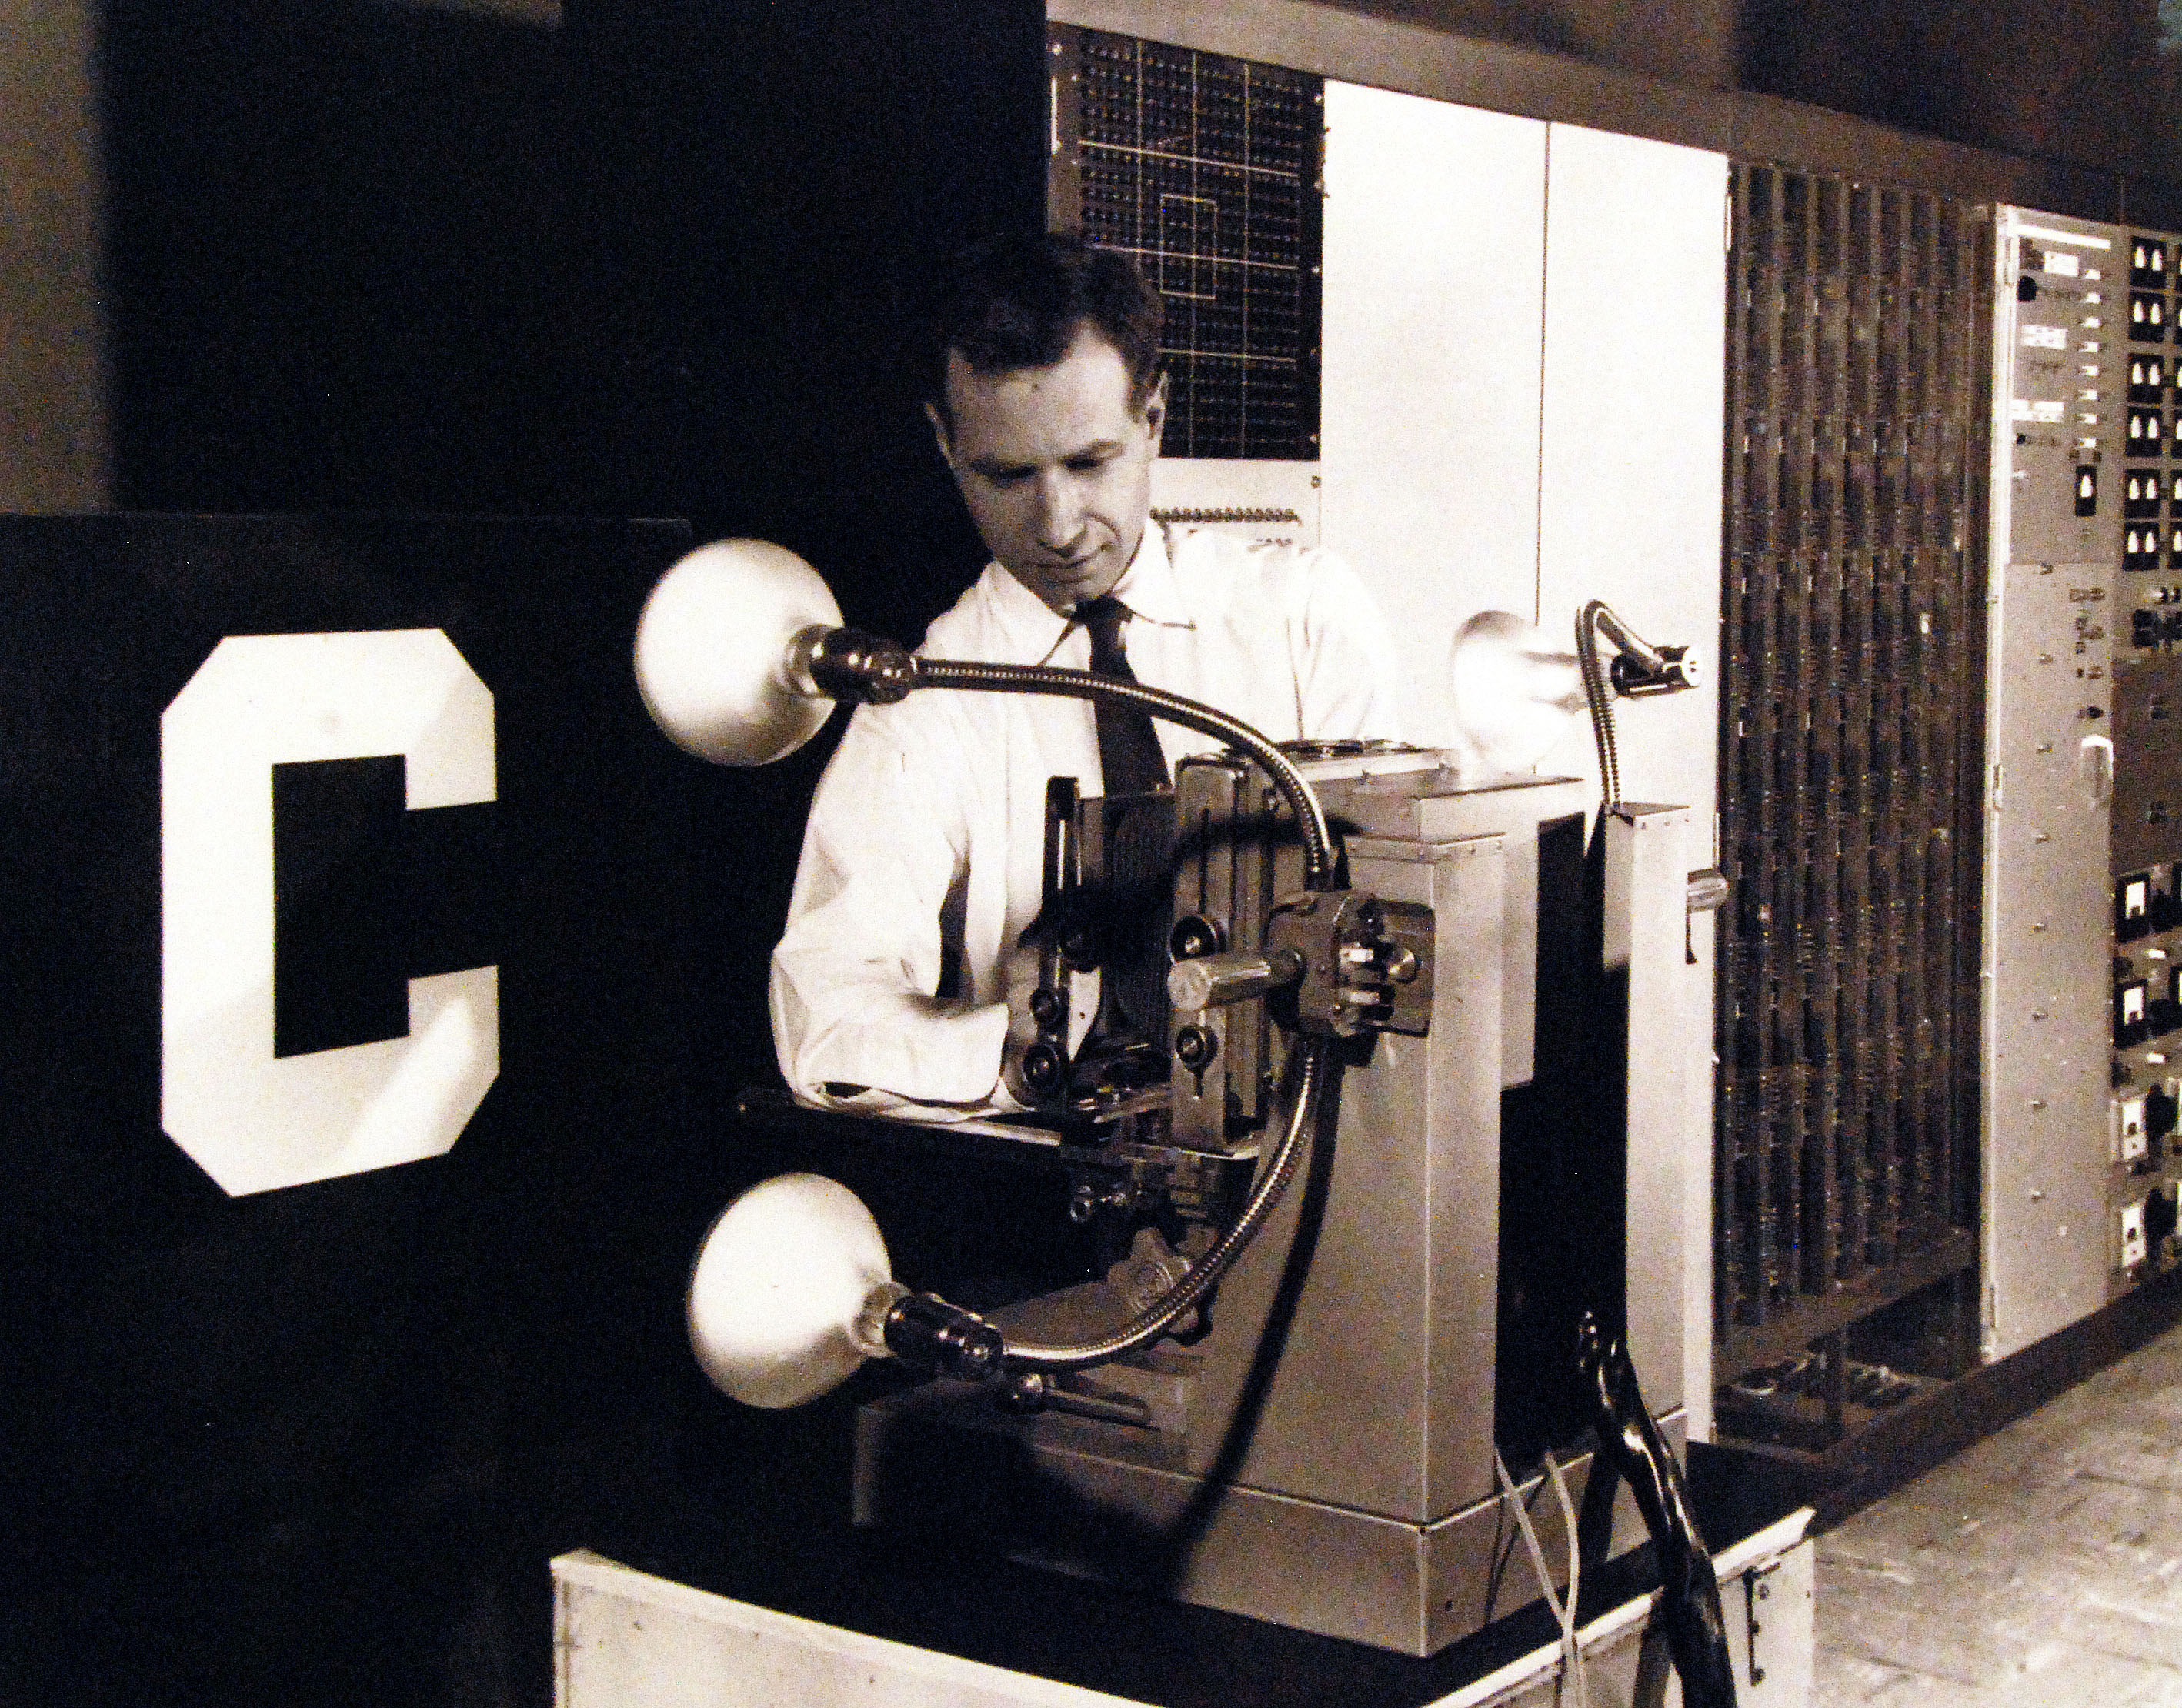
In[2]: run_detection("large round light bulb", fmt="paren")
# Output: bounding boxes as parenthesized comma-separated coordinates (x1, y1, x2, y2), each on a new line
(686, 1173, 897, 1409)
(634, 539, 843, 766)
(1450, 610, 1584, 774)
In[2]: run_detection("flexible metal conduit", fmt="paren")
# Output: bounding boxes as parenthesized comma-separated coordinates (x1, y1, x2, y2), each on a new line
(909, 654, 1340, 1373)
(1001, 1034, 1327, 1372)
(914, 656, 1337, 889)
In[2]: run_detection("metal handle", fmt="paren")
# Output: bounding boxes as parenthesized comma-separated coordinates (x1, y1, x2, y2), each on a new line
(1169, 947, 1306, 1011)
(2082, 732, 2114, 809)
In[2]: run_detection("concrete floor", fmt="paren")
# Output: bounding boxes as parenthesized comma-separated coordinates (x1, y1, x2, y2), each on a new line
(1814, 1319, 2182, 1704)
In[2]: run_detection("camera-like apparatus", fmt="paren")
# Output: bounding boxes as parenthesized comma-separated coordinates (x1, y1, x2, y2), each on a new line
(638, 542, 1734, 1700)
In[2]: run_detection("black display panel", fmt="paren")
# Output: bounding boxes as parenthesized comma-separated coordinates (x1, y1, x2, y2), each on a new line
(0, 513, 697, 1703)
(1049, 24, 1323, 461)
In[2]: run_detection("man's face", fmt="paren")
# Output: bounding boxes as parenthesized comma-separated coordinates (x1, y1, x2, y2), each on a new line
(929, 327, 1166, 615)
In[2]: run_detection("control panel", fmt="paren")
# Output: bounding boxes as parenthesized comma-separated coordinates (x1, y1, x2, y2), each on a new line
(1987, 211, 2182, 1358)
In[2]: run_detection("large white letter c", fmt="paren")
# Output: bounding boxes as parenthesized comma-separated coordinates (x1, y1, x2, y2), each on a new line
(161, 630, 499, 1196)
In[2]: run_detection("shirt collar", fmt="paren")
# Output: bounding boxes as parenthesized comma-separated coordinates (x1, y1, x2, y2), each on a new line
(986, 519, 1196, 662)
(1106, 522, 1193, 629)
(983, 547, 1071, 649)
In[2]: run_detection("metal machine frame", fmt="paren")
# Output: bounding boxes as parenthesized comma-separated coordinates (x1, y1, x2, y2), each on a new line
(851, 754, 1694, 1656)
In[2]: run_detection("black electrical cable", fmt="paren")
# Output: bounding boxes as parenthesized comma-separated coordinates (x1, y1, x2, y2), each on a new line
(1573, 1311, 1738, 1708)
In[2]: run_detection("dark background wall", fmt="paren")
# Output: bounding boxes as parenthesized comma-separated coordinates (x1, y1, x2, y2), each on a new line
(1740, 0, 2179, 182)
(100, 2, 580, 517)
(98, 0, 1048, 1112)
(15, 0, 2182, 1703)
(1324, 0, 2182, 177)
(1320, 0, 1740, 89)
(11, 5, 1043, 1706)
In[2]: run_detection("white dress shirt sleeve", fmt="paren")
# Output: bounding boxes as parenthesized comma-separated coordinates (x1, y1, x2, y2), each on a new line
(768, 702, 1012, 1116)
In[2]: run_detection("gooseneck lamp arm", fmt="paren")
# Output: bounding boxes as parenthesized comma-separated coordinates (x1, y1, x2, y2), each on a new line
(792, 622, 1340, 1375)
(796, 626, 1338, 891)
(643, 542, 1342, 1404)
(1575, 600, 1703, 810)
(934, 1040, 1323, 1376)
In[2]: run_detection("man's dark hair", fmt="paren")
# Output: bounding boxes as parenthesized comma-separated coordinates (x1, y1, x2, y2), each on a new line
(931, 232, 1166, 427)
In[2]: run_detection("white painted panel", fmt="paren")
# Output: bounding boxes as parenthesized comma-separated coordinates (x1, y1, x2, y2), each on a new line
(1535, 125, 1724, 822)
(1982, 209, 2128, 1362)
(1320, 83, 1547, 749)
(554, 1552, 1150, 1707)
(1980, 564, 2114, 1359)
(1534, 122, 1727, 1436)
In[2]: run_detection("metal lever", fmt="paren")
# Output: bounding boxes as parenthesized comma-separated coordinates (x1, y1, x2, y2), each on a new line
(1687, 868, 1730, 914)
(1684, 866, 1731, 965)
(1169, 948, 1305, 1011)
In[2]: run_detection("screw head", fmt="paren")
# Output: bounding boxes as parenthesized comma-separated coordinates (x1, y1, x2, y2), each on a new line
(1169, 915, 1220, 961)
(1023, 1042, 1064, 1095)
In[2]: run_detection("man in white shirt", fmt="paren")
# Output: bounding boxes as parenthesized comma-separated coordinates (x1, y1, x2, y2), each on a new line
(770, 234, 1402, 1116)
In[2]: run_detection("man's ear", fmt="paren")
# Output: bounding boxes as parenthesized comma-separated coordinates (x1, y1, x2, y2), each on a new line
(924, 399, 955, 469)
(1142, 373, 1169, 452)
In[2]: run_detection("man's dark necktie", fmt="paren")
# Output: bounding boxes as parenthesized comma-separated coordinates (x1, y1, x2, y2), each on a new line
(1074, 594, 1169, 794)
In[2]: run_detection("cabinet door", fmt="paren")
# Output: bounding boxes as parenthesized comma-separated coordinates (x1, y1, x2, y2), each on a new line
(1536, 122, 1726, 827)
(1320, 82, 1546, 749)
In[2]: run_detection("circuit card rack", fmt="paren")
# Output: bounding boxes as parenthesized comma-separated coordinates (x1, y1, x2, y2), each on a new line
(1713, 165, 1990, 1448)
